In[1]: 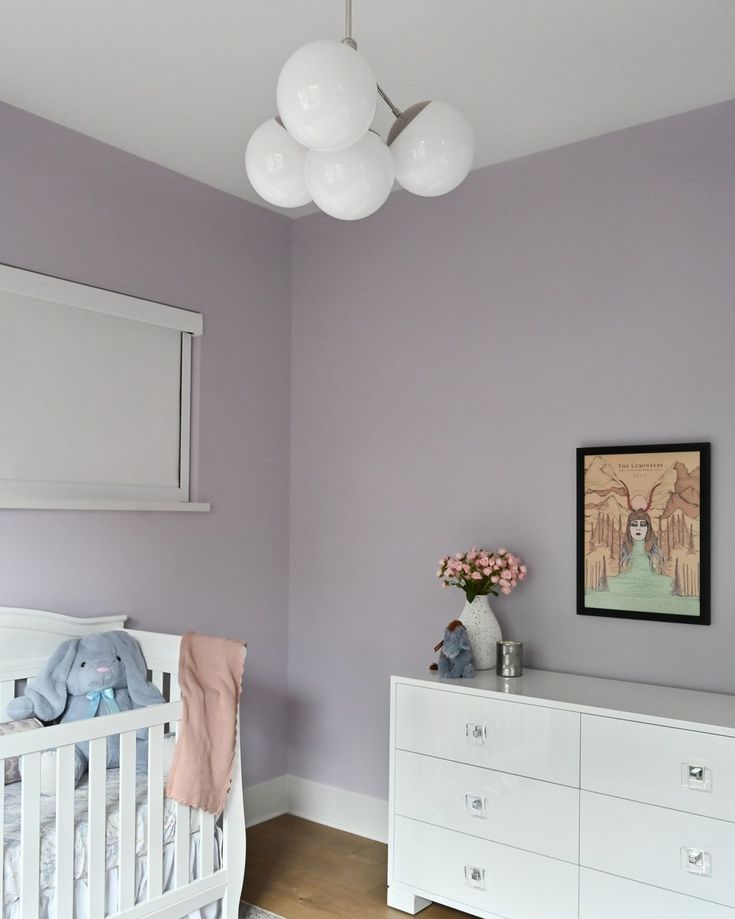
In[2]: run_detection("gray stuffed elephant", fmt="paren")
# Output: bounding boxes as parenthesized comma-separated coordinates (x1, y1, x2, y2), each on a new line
(430, 619, 476, 679)
(7, 630, 164, 785)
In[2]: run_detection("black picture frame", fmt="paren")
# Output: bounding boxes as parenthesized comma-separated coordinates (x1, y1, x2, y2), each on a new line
(577, 442, 711, 625)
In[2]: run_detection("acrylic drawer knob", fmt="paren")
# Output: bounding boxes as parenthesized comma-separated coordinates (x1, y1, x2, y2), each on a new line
(465, 794, 486, 817)
(465, 865, 486, 889)
(681, 847, 711, 876)
(466, 722, 487, 744)
(682, 763, 712, 792)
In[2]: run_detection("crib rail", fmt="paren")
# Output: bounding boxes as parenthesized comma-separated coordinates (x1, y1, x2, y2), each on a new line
(0, 703, 180, 760)
(1, 699, 240, 919)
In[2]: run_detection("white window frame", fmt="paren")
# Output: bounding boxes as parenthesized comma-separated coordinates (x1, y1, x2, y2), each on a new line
(0, 264, 209, 512)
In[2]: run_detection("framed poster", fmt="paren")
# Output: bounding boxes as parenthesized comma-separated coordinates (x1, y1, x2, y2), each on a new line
(577, 443, 710, 625)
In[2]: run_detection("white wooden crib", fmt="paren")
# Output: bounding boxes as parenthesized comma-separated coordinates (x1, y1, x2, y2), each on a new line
(0, 608, 246, 919)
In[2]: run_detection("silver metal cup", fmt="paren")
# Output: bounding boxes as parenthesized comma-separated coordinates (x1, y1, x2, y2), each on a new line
(496, 640, 523, 677)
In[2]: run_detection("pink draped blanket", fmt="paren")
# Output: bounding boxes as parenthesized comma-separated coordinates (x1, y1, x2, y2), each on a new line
(166, 632, 246, 815)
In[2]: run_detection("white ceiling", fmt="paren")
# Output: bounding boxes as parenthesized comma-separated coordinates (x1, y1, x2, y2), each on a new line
(1, 1, 735, 218)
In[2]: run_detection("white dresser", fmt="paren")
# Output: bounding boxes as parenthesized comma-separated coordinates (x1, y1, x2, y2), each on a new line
(388, 669, 735, 919)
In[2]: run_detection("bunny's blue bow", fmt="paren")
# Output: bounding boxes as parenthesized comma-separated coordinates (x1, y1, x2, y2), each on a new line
(86, 688, 121, 717)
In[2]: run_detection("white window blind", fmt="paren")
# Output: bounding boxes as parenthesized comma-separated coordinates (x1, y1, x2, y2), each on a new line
(0, 265, 207, 511)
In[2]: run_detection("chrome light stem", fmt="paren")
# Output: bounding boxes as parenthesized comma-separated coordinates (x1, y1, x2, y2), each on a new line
(342, 0, 403, 119)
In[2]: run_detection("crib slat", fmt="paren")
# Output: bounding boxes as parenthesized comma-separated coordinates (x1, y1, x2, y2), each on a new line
(200, 810, 215, 877)
(152, 670, 165, 696)
(55, 745, 76, 919)
(20, 751, 41, 919)
(118, 730, 137, 911)
(0, 756, 5, 911)
(0, 681, 14, 719)
(87, 737, 107, 919)
(173, 800, 190, 888)
(169, 675, 181, 703)
(172, 714, 190, 888)
(147, 723, 164, 900)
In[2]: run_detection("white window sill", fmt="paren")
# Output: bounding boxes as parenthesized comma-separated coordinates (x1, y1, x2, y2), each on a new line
(0, 499, 211, 512)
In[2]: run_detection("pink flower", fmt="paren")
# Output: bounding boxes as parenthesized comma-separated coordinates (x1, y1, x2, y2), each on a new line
(437, 548, 526, 598)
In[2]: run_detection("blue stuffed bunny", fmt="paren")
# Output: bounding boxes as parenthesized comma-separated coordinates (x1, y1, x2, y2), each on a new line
(7, 630, 164, 784)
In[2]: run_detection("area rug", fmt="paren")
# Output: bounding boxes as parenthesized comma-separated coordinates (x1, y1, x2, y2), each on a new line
(239, 904, 287, 919)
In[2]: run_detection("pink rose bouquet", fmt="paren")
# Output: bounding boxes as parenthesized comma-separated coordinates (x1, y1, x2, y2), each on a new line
(437, 548, 527, 604)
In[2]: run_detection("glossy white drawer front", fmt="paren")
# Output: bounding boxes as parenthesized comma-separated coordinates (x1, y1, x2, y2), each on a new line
(394, 749, 578, 862)
(580, 868, 735, 918)
(395, 683, 580, 786)
(392, 816, 578, 919)
(581, 791, 735, 908)
(582, 714, 735, 820)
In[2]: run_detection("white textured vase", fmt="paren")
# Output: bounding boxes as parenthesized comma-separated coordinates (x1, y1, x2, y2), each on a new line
(459, 594, 502, 670)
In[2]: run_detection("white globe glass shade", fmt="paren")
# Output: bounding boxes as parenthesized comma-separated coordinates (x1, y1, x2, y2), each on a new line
(305, 132, 394, 221)
(245, 118, 311, 208)
(276, 40, 377, 152)
(388, 100, 474, 197)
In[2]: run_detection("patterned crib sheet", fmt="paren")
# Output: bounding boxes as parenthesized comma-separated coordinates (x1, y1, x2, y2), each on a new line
(2, 770, 200, 907)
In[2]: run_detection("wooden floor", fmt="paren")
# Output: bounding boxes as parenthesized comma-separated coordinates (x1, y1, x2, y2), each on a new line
(243, 814, 469, 919)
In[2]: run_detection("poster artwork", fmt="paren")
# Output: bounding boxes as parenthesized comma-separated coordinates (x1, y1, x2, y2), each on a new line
(577, 444, 710, 625)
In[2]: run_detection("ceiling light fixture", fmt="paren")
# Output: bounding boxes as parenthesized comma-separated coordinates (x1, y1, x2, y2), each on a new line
(245, 0, 474, 219)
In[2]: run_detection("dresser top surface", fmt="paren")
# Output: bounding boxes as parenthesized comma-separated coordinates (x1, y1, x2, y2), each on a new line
(393, 668, 735, 734)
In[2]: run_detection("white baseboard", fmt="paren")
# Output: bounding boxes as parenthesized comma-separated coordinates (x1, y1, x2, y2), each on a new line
(244, 775, 289, 827)
(286, 775, 389, 844)
(243, 774, 388, 843)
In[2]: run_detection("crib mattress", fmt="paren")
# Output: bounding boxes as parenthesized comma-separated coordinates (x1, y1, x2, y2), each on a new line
(2, 769, 199, 908)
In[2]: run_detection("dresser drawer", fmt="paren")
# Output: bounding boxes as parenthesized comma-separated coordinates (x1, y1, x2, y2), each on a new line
(580, 868, 735, 918)
(392, 816, 578, 919)
(395, 683, 580, 786)
(582, 714, 735, 820)
(581, 791, 735, 908)
(394, 749, 578, 862)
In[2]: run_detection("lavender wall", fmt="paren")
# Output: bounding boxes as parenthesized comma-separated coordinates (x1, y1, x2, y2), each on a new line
(0, 102, 292, 788)
(289, 100, 735, 800)
(4, 95, 735, 808)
